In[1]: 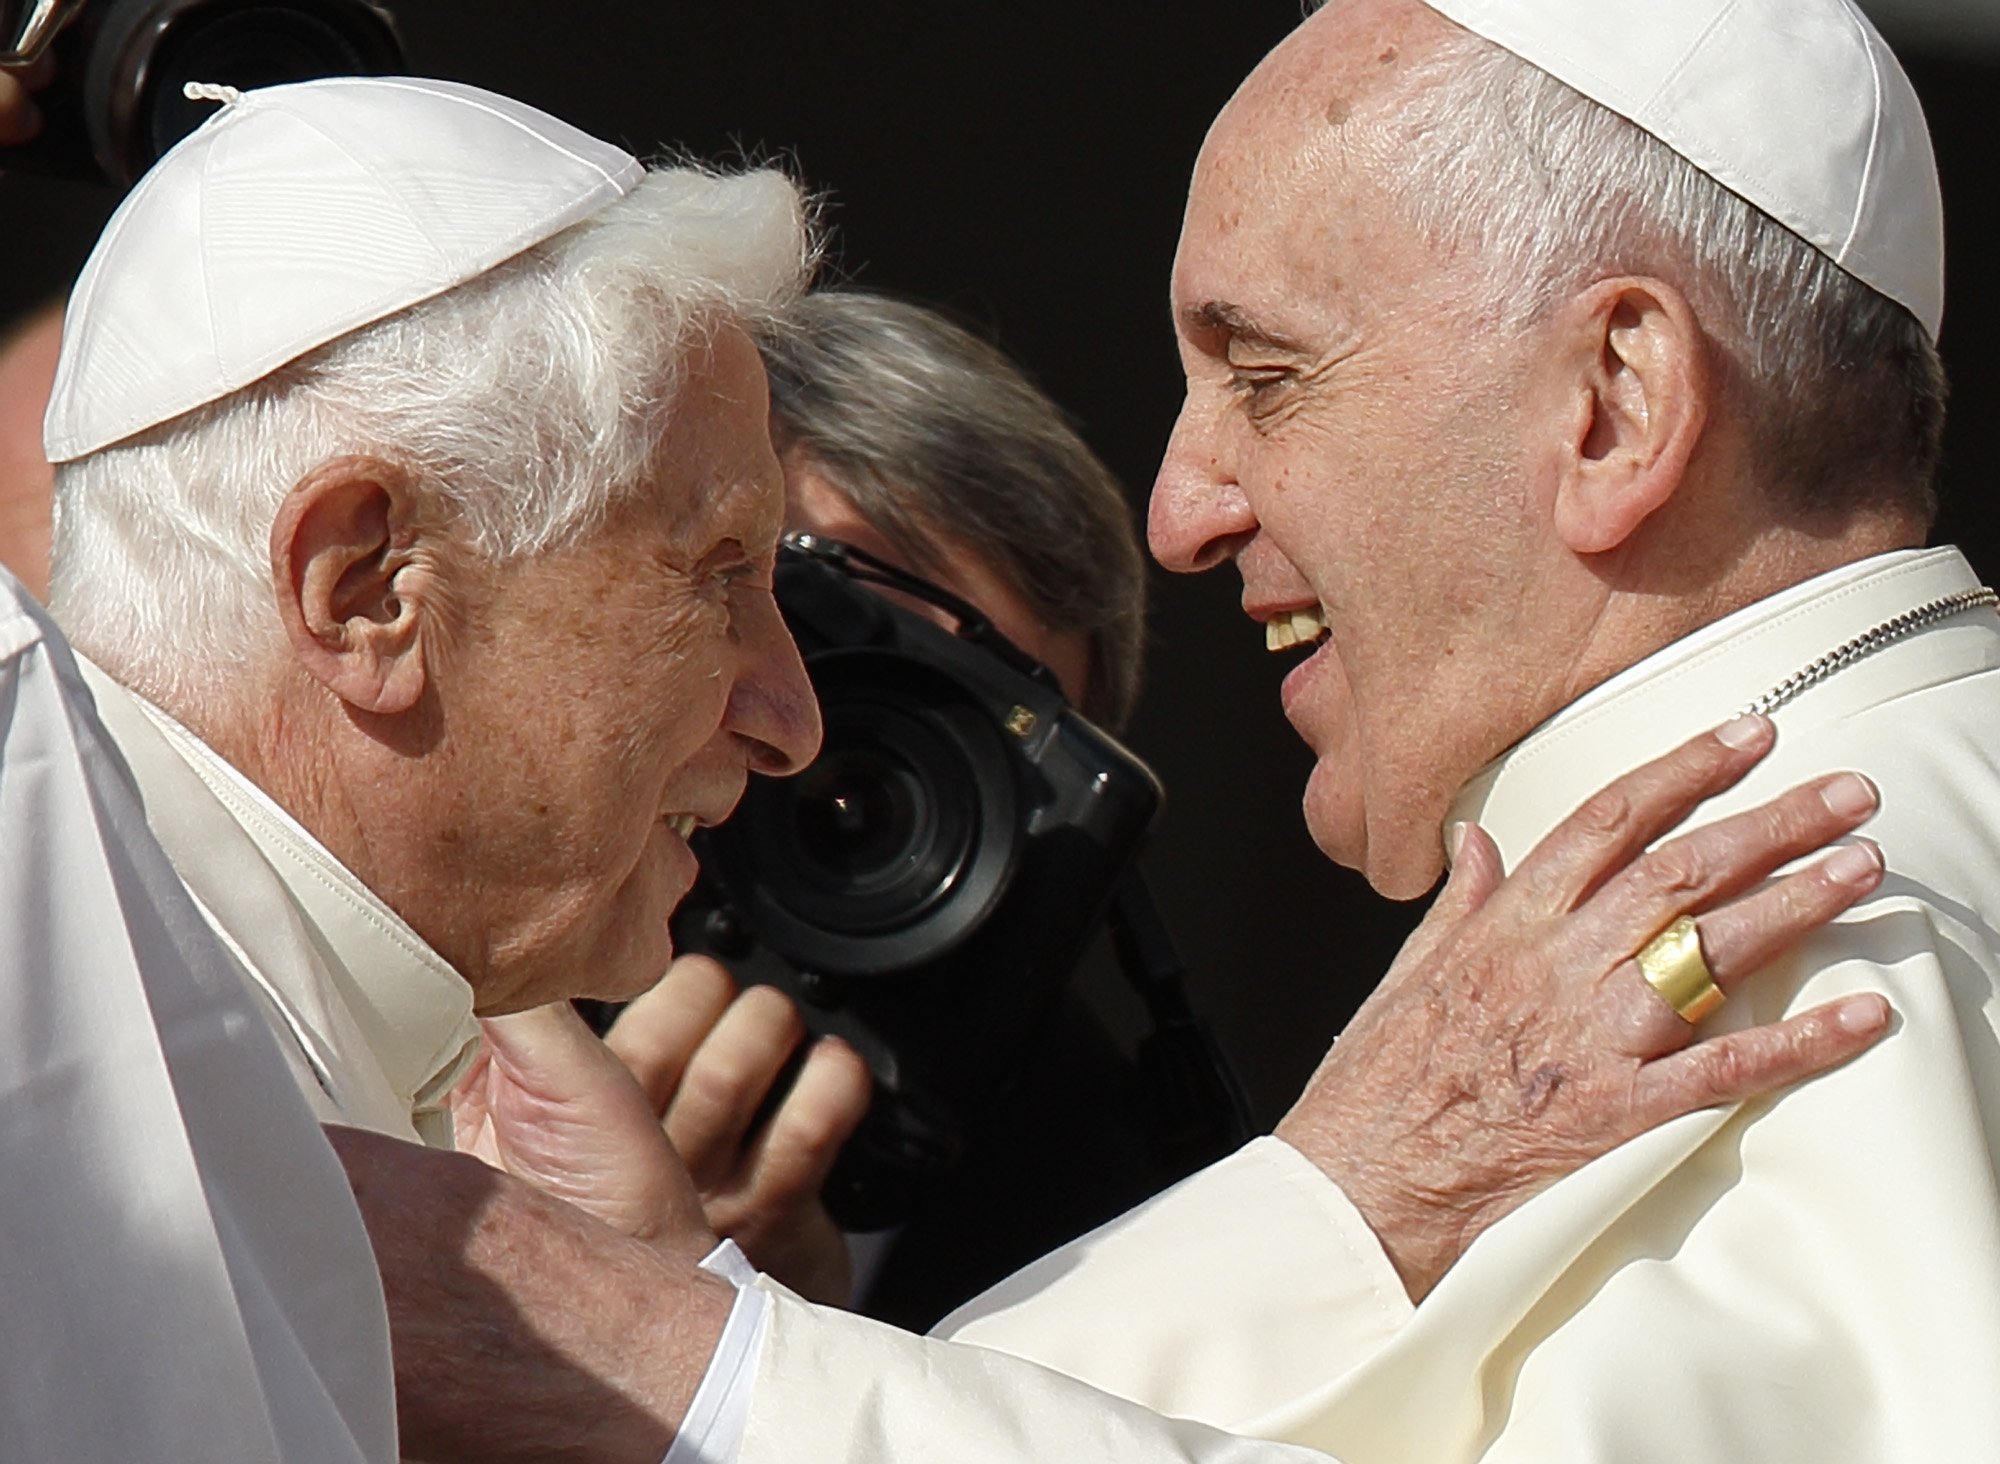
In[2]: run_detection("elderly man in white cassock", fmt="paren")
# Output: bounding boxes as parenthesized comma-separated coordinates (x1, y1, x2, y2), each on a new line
(348, 2, 2000, 1463)
(40, 77, 834, 1147)
(18, 75, 833, 1460)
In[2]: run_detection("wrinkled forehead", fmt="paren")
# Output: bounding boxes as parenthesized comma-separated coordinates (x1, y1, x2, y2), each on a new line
(653, 323, 786, 545)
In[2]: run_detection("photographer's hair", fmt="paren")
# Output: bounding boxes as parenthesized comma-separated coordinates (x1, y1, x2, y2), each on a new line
(1309, 0, 1947, 522)
(49, 165, 816, 720)
(757, 290, 1147, 730)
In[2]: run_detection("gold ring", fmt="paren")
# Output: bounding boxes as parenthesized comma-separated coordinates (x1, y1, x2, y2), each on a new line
(1635, 915, 1724, 1024)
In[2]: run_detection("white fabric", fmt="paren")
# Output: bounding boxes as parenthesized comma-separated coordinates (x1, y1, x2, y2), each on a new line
(663, 1241, 771, 1464)
(1415, 0, 1944, 337)
(76, 657, 481, 1145)
(937, 1138, 1412, 1410)
(44, 75, 644, 462)
(673, 1139, 1405, 1462)
(0, 569, 395, 1460)
(715, 546, 2000, 1462)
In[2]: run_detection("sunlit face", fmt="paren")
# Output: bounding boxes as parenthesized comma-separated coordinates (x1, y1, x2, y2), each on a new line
(1149, 0, 1562, 898)
(781, 454, 1094, 708)
(412, 326, 822, 1013)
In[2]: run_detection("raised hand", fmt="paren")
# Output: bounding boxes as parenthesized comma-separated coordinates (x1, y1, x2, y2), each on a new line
(1278, 714, 1890, 1301)
(452, 1001, 712, 1252)
(608, 955, 872, 1304)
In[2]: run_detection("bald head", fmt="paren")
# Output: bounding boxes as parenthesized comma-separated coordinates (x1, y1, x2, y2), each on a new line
(1198, 0, 1451, 188)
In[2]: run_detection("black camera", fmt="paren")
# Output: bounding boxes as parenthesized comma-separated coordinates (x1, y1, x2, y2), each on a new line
(670, 534, 1171, 1230)
(1, 0, 401, 186)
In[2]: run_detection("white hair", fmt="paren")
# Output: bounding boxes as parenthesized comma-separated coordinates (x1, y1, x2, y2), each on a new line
(49, 165, 817, 717)
(1313, 2, 1946, 514)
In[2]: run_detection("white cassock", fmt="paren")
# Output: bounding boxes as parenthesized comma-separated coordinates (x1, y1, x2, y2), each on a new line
(0, 570, 396, 1461)
(74, 657, 482, 1146)
(710, 546, 2000, 1462)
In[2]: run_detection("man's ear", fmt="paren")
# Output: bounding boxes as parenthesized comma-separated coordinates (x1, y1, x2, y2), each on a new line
(1550, 277, 1709, 556)
(269, 456, 441, 716)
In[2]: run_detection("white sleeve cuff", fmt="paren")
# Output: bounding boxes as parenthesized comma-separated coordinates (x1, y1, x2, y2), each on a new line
(659, 1241, 768, 1464)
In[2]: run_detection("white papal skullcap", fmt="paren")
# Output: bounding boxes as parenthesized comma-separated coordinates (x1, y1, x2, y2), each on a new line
(1416, 0, 1944, 338)
(44, 75, 645, 464)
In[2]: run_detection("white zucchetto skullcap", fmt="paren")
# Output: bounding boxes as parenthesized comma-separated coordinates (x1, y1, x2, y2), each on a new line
(1416, 0, 1945, 338)
(44, 75, 645, 463)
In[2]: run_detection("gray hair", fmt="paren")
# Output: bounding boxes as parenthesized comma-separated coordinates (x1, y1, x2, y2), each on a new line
(1321, 3, 1947, 519)
(50, 165, 816, 717)
(756, 290, 1147, 730)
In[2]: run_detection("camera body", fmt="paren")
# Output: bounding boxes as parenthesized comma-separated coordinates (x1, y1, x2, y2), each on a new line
(671, 536, 1165, 1230)
(1, 0, 401, 186)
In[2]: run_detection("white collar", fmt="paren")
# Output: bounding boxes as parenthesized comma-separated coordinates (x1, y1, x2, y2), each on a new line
(88, 665, 479, 1130)
(1447, 547, 1989, 868)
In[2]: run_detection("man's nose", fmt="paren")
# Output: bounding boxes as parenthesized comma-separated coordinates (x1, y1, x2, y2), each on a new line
(729, 602, 823, 777)
(1148, 405, 1257, 574)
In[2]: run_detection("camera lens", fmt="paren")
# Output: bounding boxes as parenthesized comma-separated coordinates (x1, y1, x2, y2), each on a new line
(708, 651, 1025, 976)
(749, 698, 984, 937)
(792, 749, 929, 892)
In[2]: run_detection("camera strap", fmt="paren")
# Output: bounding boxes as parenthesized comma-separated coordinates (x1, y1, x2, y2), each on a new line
(1108, 870, 1258, 1171)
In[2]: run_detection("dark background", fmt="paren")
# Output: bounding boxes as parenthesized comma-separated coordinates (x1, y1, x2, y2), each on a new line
(3, 2, 1995, 1125)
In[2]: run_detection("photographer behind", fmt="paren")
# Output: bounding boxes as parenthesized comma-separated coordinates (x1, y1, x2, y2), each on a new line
(602, 288, 1213, 1327)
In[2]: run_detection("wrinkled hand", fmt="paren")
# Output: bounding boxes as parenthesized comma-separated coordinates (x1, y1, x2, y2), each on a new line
(1278, 715, 1892, 1302)
(607, 956, 872, 1305)
(452, 1001, 711, 1252)
(328, 1125, 730, 1464)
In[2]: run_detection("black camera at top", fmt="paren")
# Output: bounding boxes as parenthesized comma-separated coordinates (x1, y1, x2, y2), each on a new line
(672, 535, 1166, 1231)
(1, 0, 401, 186)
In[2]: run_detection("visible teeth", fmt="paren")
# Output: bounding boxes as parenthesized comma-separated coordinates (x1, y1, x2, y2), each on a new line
(665, 812, 696, 839)
(1265, 606, 1329, 652)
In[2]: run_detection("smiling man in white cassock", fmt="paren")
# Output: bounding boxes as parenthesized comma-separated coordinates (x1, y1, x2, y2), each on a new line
(639, 0, 2000, 1459)
(839, 1, 1996, 1459)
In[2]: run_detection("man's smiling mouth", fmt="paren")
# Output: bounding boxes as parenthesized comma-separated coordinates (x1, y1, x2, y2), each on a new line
(1265, 603, 1330, 652)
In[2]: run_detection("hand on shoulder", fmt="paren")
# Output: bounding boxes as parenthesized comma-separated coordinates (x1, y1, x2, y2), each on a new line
(1280, 716, 1892, 1301)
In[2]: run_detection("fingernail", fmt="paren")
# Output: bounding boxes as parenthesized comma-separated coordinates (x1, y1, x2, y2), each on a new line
(1835, 993, 1889, 1035)
(1445, 821, 1469, 862)
(1822, 840, 1883, 885)
(1820, 773, 1880, 820)
(1715, 713, 1771, 751)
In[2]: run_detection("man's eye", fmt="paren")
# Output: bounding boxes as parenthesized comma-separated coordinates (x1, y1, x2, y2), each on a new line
(691, 542, 759, 596)
(1229, 367, 1292, 406)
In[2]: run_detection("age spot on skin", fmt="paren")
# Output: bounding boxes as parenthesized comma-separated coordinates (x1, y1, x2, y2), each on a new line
(1519, 1063, 1566, 1117)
